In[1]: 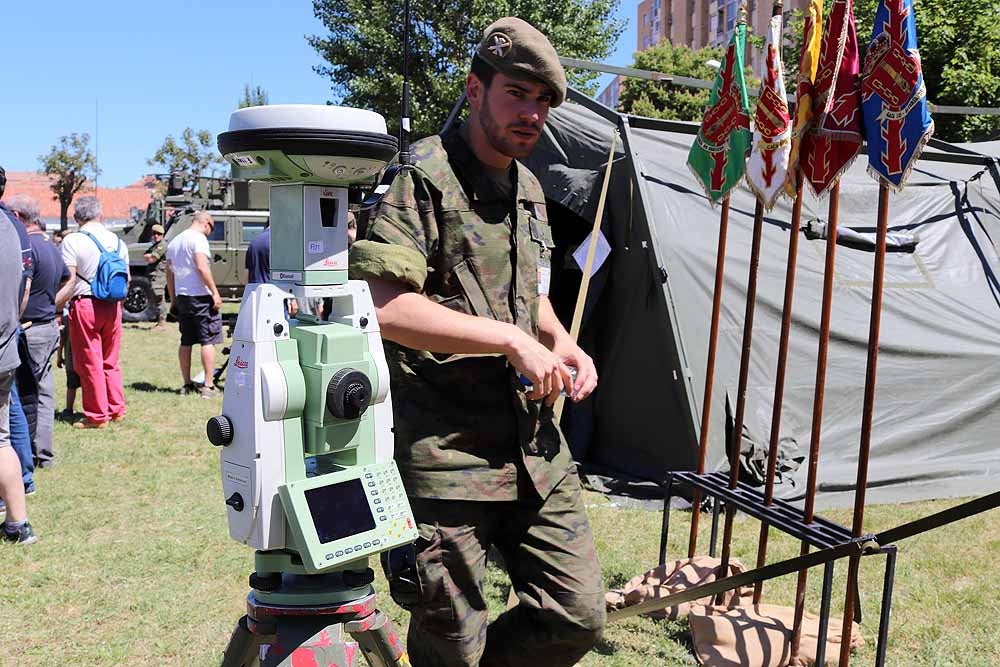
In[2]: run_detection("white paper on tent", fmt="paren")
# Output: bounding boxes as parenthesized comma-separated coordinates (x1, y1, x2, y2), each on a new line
(573, 231, 611, 277)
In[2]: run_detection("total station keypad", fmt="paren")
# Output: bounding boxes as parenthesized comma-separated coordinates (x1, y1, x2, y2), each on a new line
(365, 464, 410, 526)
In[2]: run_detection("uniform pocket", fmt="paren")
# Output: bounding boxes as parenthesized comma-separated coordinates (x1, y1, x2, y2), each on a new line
(410, 522, 460, 632)
(528, 217, 556, 250)
(452, 258, 499, 320)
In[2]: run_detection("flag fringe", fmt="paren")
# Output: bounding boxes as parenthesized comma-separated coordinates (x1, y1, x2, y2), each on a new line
(746, 178, 786, 212)
(807, 146, 862, 199)
(866, 121, 935, 193)
(687, 161, 737, 209)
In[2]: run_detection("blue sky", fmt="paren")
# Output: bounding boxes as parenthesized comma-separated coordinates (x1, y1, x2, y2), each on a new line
(1, 1, 636, 188)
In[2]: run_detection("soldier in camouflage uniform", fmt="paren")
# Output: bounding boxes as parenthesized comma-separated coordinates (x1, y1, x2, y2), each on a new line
(349, 17, 605, 667)
(143, 223, 168, 329)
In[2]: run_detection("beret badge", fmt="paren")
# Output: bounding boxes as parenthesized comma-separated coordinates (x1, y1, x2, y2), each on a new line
(488, 32, 512, 58)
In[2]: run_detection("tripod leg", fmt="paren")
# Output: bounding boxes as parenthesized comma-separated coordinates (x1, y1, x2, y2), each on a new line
(263, 618, 359, 667)
(347, 610, 411, 667)
(221, 616, 262, 667)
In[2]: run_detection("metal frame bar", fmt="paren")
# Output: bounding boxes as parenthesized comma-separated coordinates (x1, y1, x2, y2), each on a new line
(645, 476, 1000, 665)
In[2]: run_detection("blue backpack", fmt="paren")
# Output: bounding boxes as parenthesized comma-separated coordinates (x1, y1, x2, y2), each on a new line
(80, 231, 129, 301)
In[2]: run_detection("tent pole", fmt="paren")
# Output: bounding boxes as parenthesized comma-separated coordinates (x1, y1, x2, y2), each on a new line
(838, 181, 890, 667)
(553, 129, 619, 424)
(753, 177, 805, 603)
(787, 179, 842, 658)
(715, 197, 765, 599)
(688, 194, 731, 558)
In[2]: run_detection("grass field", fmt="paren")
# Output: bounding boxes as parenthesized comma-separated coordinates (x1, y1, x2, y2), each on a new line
(1, 323, 998, 666)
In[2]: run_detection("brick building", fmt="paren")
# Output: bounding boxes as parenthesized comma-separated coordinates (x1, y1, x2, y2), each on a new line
(2, 171, 153, 229)
(600, 0, 809, 108)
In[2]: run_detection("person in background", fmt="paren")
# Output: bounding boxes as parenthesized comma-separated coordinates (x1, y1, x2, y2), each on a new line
(143, 223, 169, 330)
(165, 211, 222, 398)
(244, 222, 270, 285)
(7, 194, 69, 468)
(0, 167, 37, 544)
(244, 222, 301, 317)
(0, 168, 37, 507)
(56, 302, 79, 420)
(55, 196, 129, 429)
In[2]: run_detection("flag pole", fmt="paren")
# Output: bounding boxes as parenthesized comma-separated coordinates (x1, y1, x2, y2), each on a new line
(752, 176, 803, 602)
(687, 192, 731, 557)
(715, 193, 764, 600)
(788, 179, 842, 660)
(837, 180, 890, 667)
(747, 0, 796, 604)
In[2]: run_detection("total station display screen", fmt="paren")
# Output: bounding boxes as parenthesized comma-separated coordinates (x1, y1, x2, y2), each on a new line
(305, 478, 376, 544)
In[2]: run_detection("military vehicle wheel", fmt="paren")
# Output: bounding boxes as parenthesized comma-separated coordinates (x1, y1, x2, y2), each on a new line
(123, 276, 159, 323)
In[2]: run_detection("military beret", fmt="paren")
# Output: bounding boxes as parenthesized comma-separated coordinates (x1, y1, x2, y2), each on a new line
(151, 224, 165, 234)
(476, 17, 567, 107)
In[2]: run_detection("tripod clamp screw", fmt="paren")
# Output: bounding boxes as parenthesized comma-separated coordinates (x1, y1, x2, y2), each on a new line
(250, 571, 283, 592)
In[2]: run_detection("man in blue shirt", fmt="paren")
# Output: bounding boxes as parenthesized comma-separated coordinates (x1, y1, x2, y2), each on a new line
(8, 195, 68, 469)
(244, 223, 270, 285)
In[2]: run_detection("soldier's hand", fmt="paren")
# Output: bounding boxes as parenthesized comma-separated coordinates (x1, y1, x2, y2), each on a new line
(505, 330, 574, 406)
(551, 338, 598, 402)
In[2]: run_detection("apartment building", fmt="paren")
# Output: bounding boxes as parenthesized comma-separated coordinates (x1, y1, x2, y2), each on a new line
(600, 0, 809, 108)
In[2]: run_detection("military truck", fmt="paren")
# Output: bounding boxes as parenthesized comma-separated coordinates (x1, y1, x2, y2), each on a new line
(121, 174, 269, 322)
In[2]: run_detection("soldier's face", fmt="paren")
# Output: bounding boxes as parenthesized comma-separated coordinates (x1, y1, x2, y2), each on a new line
(153, 233, 163, 242)
(476, 72, 553, 158)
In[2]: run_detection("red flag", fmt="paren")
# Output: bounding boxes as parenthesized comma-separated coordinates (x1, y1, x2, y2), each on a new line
(801, 0, 864, 197)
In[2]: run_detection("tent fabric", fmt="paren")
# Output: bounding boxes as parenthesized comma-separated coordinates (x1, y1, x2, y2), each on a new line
(526, 98, 1000, 509)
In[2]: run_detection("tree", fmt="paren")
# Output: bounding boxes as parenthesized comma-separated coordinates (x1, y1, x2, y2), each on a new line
(147, 128, 226, 181)
(38, 133, 99, 231)
(309, 0, 625, 139)
(239, 83, 269, 108)
(618, 42, 727, 120)
(617, 41, 759, 121)
(785, 0, 1000, 142)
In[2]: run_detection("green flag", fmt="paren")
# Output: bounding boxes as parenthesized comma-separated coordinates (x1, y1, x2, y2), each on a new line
(687, 19, 752, 204)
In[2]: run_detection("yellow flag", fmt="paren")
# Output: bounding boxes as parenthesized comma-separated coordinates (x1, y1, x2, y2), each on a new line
(785, 0, 823, 195)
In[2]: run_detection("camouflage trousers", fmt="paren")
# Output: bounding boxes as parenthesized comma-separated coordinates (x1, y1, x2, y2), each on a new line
(150, 268, 167, 306)
(403, 471, 606, 667)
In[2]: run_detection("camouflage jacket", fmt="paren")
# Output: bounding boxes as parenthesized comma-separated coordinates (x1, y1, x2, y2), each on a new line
(146, 240, 167, 269)
(350, 127, 570, 502)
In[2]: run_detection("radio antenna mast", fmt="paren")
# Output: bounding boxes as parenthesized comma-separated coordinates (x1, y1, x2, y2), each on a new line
(398, 0, 413, 167)
(360, 0, 415, 209)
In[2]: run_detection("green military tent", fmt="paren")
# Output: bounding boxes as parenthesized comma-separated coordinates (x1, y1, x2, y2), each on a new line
(496, 91, 1000, 508)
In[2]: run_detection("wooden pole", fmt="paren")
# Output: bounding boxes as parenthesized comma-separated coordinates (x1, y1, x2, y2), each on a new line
(687, 194, 732, 557)
(838, 181, 891, 667)
(752, 177, 805, 603)
(715, 198, 765, 598)
(553, 129, 619, 423)
(787, 179, 843, 657)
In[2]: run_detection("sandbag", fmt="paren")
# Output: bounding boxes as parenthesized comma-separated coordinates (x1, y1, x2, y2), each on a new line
(605, 556, 751, 620)
(688, 602, 864, 666)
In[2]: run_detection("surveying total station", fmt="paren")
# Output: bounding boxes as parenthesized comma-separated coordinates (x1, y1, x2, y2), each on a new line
(207, 104, 417, 667)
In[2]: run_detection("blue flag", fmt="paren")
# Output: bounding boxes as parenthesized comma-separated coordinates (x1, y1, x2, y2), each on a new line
(860, 0, 934, 190)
